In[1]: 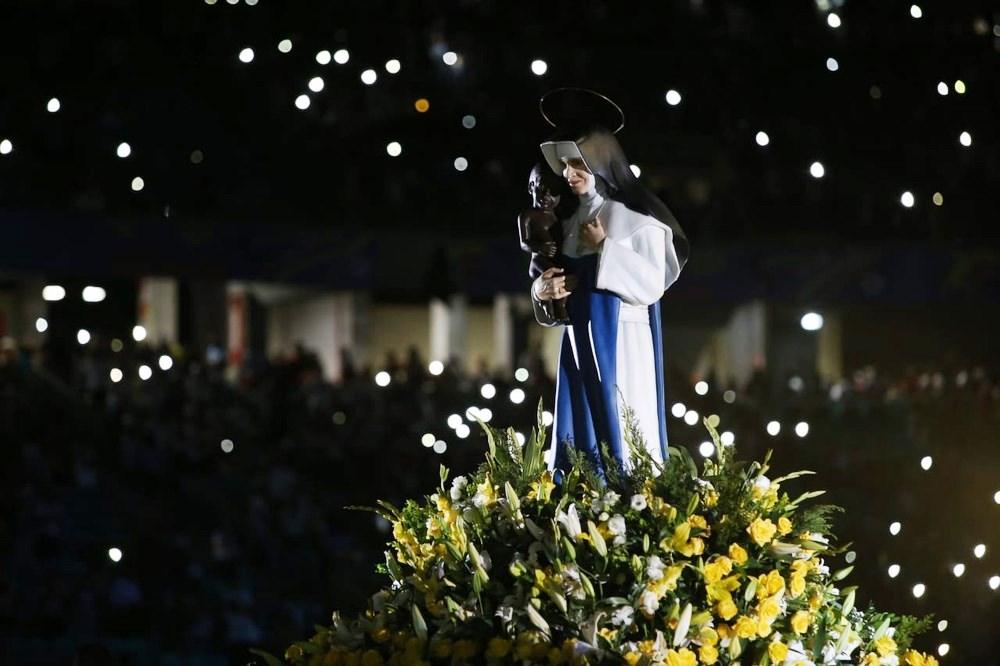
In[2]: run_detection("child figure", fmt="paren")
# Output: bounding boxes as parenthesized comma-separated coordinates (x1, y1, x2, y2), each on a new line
(518, 163, 574, 323)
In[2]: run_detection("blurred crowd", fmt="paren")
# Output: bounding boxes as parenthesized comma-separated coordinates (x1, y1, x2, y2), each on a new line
(1, 336, 999, 664)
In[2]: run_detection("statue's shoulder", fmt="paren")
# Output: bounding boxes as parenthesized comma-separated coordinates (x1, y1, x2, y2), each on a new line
(604, 200, 667, 239)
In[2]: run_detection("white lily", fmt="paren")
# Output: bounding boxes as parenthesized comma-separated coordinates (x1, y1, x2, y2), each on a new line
(556, 503, 583, 539)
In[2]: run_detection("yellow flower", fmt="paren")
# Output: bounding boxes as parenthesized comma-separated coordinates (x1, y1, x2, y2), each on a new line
(861, 653, 880, 666)
(649, 564, 685, 597)
(475, 478, 497, 508)
(485, 638, 511, 659)
(698, 627, 719, 647)
(728, 543, 748, 565)
(361, 650, 384, 666)
(623, 652, 641, 666)
(903, 650, 939, 666)
(527, 471, 556, 502)
(703, 557, 732, 584)
(698, 644, 719, 665)
(747, 518, 777, 546)
(769, 641, 789, 662)
(762, 570, 785, 596)
(756, 616, 773, 638)
(689, 515, 709, 530)
(874, 635, 897, 657)
(758, 596, 781, 623)
(453, 640, 478, 659)
(777, 516, 793, 535)
(430, 639, 452, 658)
(716, 598, 738, 620)
(733, 615, 757, 639)
(665, 648, 697, 666)
(790, 610, 811, 634)
(788, 573, 806, 599)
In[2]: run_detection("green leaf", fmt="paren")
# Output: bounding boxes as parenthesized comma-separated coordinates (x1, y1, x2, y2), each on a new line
(788, 490, 827, 508)
(439, 464, 450, 491)
(505, 482, 520, 513)
(411, 604, 428, 642)
(832, 565, 854, 581)
(841, 589, 856, 619)
(588, 520, 608, 558)
(643, 534, 650, 553)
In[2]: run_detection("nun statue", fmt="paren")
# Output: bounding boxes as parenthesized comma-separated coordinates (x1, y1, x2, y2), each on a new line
(529, 89, 690, 478)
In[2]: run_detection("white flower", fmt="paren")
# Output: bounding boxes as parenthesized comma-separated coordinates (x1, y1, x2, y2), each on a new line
(608, 514, 627, 545)
(611, 605, 635, 627)
(630, 494, 647, 511)
(785, 641, 815, 666)
(646, 555, 665, 581)
(879, 656, 899, 666)
(754, 475, 771, 491)
(556, 503, 583, 539)
(449, 475, 468, 500)
(814, 558, 830, 576)
(472, 488, 491, 508)
(639, 590, 659, 615)
(495, 605, 513, 623)
(590, 490, 620, 514)
(562, 564, 586, 599)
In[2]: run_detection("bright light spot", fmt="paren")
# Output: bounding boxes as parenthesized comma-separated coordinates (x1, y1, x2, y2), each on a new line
(131, 177, 145, 192)
(900, 191, 915, 208)
(414, 98, 430, 113)
(108, 548, 123, 562)
(465, 407, 480, 422)
(308, 76, 324, 93)
(479, 408, 493, 423)
(888, 564, 901, 578)
(788, 376, 804, 392)
(82, 286, 106, 302)
(912, 583, 926, 598)
(684, 409, 699, 426)
(827, 13, 841, 28)
(0, 139, 11, 155)
(845, 551, 857, 563)
(245, 0, 258, 5)
(480, 383, 496, 399)
(889, 521, 902, 536)
(826, 57, 839, 72)
(47, 98, 61, 113)
(315, 50, 331, 65)
(456, 424, 471, 439)
(699, 441, 715, 457)
(238, 47, 254, 63)
(723, 390, 736, 403)
(447, 414, 463, 429)
(920, 455, 933, 470)
(542, 410, 554, 427)
(766, 420, 781, 436)
(509, 388, 526, 404)
(515, 432, 526, 445)
(35, 317, 48, 333)
(694, 381, 709, 395)
(132, 325, 147, 342)
(158, 355, 173, 371)
(116, 142, 131, 158)
(385, 59, 401, 74)
(454, 157, 468, 172)
(755, 131, 770, 147)
(665, 90, 682, 106)
(221, 438, 234, 453)
(974, 544, 986, 558)
(295, 94, 311, 110)
(952, 563, 965, 577)
(801, 312, 824, 330)
(137, 364, 152, 381)
(426, 359, 443, 375)
(43, 285, 66, 301)
(954, 80, 966, 94)
(110, 368, 123, 383)
(671, 402, 687, 418)
(433, 440, 447, 454)
(959, 131, 972, 147)
(938, 644, 949, 657)
(361, 69, 377, 85)
(990, 575, 1000, 590)
(938, 620, 948, 632)
(630, 164, 641, 178)
(936, 81, 949, 96)
(795, 421, 810, 437)
(420, 433, 436, 447)
(277, 39, 292, 53)
(530, 59, 548, 76)
(994, 490, 1000, 504)
(933, 192, 944, 206)
(462, 115, 476, 129)
(720, 431, 735, 446)
(374, 371, 391, 387)
(385, 141, 403, 157)
(809, 161, 825, 178)
(77, 329, 91, 345)
(910, 4, 922, 19)
(515, 367, 530, 382)
(332, 49, 349, 65)
(442, 51, 458, 66)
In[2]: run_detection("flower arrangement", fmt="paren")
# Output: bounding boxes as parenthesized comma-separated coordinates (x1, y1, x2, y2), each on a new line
(266, 407, 934, 665)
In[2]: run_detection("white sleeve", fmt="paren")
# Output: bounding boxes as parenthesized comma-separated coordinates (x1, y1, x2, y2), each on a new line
(595, 223, 680, 305)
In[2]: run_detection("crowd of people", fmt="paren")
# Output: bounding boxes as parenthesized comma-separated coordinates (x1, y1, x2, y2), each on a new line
(1, 334, 998, 664)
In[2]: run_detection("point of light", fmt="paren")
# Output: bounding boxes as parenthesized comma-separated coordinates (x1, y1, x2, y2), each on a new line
(974, 544, 986, 558)
(901, 191, 915, 208)
(766, 420, 781, 436)
(480, 383, 496, 399)
(454, 157, 468, 171)
(479, 408, 493, 423)
(277, 39, 292, 53)
(415, 98, 430, 113)
(959, 131, 972, 147)
(630, 164, 641, 178)
(238, 47, 254, 63)
(720, 431, 735, 446)
(954, 80, 966, 94)
(509, 388, 526, 404)
(465, 407, 480, 421)
(755, 131, 770, 147)
(82, 286, 106, 303)
(994, 490, 1000, 504)
(421, 433, 435, 447)
(158, 355, 173, 371)
(111, 339, 123, 352)
(137, 365, 152, 381)
(462, 115, 476, 129)
(77, 329, 91, 345)
(671, 402, 686, 418)
(455, 424, 471, 439)
(308, 76, 324, 93)
(427, 359, 443, 375)
(315, 50, 331, 65)
(361, 69, 377, 85)
(531, 59, 548, 76)
(131, 177, 145, 192)
(936, 81, 948, 96)
(295, 94, 310, 110)
(699, 441, 715, 458)
(801, 312, 824, 330)
(912, 583, 926, 598)
(514, 432, 526, 446)
(110, 368, 123, 383)
(723, 389, 736, 403)
(809, 161, 825, 178)
(132, 325, 147, 342)
(938, 644, 949, 657)
(221, 438, 234, 453)
(386, 141, 402, 157)
(665, 89, 682, 106)
(333, 49, 349, 65)
(694, 380, 709, 395)
(447, 414, 463, 429)
(385, 59, 401, 74)
(684, 409, 699, 426)
(108, 547, 123, 562)
(374, 371, 391, 387)
(952, 563, 965, 577)
(888, 564, 901, 578)
(825, 57, 839, 72)
(989, 575, 1000, 590)
(827, 13, 841, 28)
(910, 4, 922, 19)
(542, 410, 554, 427)
(514, 367, 529, 382)
(795, 421, 810, 437)
(35, 317, 48, 333)
(43, 285, 66, 302)
(116, 142, 131, 158)
(933, 192, 944, 206)
(442, 51, 458, 66)
(47, 98, 61, 113)
(433, 440, 447, 454)
(938, 620, 948, 632)
(889, 521, 902, 536)
(0, 139, 11, 155)
(920, 455, 933, 470)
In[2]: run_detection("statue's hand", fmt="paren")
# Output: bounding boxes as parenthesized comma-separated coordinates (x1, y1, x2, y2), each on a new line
(580, 216, 607, 251)
(535, 267, 575, 301)
(542, 241, 558, 258)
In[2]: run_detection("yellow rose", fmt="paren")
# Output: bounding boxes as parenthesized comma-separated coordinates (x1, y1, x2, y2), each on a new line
(764, 570, 786, 596)
(698, 627, 719, 647)
(689, 515, 709, 530)
(769, 641, 789, 662)
(758, 596, 781, 623)
(699, 644, 719, 665)
(747, 518, 777, 546)
(788, 573, 806, 599)
(665, 648, 697, 666)
(777, 516, 793, 535)
(704, 557, 732, 584)
(733, 615, 757, 639)
(874, 635, 897, 657)
(790, 610, 811, 634)
(728, 543, 748, 565)
(623, 652, 641, 666)
(716, 598, 738, 620)
(756, 616, 773, 638)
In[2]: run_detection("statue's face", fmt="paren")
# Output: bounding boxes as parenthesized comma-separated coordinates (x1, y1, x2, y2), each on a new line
(529, 175, 562, 211)
(561, 158, 593, 196)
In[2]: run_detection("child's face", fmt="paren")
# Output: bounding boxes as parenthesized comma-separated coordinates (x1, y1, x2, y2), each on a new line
(529, 174, 562, 211)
